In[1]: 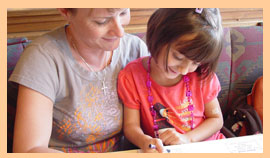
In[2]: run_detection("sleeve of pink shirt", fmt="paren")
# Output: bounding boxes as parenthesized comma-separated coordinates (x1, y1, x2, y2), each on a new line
(117, 69, 141, 110)
(202, 73, 221, 104)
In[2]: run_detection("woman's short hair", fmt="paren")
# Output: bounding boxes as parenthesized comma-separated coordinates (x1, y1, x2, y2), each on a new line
(146, 8, 223, 80)
(66, 8, 77, 15)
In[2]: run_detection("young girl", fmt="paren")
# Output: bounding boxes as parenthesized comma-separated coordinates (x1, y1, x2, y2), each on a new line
(118, 8, 225, 153)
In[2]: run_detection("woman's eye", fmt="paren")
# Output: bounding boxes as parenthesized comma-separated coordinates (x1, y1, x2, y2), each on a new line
(120, 11, 127, 16)
(95, 20, 109, 25)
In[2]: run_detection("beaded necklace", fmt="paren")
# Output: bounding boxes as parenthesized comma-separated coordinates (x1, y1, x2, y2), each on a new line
(146, 57, 194, 138)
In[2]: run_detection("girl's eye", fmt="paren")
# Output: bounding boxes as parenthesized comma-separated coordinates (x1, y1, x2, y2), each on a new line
(193, 61, 200, 66)
(173, 53, 184, 61)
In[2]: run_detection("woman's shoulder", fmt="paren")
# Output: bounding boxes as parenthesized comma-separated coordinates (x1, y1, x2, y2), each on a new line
(29, 27, 66, 49)
(24, 27, 67, 56)
(121, 33, 146, 46)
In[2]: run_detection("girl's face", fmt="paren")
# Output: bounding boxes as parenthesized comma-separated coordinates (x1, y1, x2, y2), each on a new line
(166, 48, 200, 78)
(155, 34, 200, 80)
(68, 8, 130, 51)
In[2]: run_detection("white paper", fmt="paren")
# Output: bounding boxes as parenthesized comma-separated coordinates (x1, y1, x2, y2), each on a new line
(161, 134, 263, 153)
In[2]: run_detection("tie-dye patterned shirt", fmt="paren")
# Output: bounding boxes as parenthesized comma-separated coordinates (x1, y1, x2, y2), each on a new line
(9, 26, 149, 152)
(118, 57, 225, 140)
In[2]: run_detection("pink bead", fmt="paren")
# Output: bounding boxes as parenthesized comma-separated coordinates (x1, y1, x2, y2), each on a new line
(186, 90, 192, 97)
(188, 105, 194, 111)
(151, 110, 156, 116)
(147, 80, 152, 87)
(148, 96, 153, 102)
(184, 76, 189, 82)
(153, 125, 159, 130)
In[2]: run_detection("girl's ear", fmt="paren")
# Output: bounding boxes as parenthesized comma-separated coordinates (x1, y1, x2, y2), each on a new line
(57, 8, 72, 21)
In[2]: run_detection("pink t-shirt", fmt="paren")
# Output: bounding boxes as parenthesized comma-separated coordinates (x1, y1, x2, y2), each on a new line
(118, 57, 225, 140)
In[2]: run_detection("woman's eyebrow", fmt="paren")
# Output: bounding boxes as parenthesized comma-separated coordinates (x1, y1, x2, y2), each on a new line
(94, 8, 128, 18)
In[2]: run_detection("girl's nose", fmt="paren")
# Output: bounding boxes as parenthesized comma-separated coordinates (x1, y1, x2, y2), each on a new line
(177, 60, 193, 75)
(178, 66, 189, 75)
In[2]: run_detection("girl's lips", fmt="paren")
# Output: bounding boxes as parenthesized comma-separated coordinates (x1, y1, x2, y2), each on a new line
(169, 67, 177, 74)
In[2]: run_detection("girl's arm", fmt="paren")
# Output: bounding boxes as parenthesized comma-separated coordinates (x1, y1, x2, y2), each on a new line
(185, 98, 224, 142)
(123, 106, 164, 153)
(159, 98, 223, 145)
(13, 85, 62, 153)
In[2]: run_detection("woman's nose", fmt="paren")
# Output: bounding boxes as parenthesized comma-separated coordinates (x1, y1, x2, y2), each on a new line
(110, 18, 125, 37)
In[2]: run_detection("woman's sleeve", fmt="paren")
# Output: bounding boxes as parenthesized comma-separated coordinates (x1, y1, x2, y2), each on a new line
(9, 44, 59, 102)
(202, 73, 221, 104)
(138, 38, 150, 57)
(117, 69, 141, 110)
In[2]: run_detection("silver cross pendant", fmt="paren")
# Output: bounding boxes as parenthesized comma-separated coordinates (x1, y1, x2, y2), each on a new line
(101, 80, 108, 95)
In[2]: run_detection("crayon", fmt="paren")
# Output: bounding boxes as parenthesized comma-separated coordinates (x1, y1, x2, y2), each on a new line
(148, 144, 171, 153)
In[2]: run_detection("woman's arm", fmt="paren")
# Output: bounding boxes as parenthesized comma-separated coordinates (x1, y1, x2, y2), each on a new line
(13, 85, 62, 153)
(123, 106, 164, 153)
(159, 98, 223, 145)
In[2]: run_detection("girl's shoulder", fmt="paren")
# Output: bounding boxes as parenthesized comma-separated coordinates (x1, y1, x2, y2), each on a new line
(119, 56, 149, 79)
(122, 56, 147, 71)
(188, 72, 218, 81)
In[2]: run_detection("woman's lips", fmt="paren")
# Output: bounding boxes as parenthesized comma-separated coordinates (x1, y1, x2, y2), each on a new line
(103, 37, 118, 42)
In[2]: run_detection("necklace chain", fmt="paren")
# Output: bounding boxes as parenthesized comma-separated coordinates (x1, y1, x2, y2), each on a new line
(146, 57, 194, 138)
(68, 30, 109, 95)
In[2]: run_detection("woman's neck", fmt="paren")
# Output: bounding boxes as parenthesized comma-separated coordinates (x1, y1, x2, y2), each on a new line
(66, 26, 112, 71)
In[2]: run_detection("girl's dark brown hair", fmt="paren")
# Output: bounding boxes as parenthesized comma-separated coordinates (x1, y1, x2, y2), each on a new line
(146, 8, 223, 80)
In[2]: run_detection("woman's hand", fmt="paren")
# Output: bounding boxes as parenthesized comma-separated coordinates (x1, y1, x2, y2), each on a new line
(158, 128, 191, 145)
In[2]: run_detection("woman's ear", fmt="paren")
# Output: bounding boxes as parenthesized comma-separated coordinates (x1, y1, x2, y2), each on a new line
(57, 8, 72, 21)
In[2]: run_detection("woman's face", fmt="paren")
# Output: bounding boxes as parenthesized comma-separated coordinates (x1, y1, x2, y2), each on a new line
(68, 8, 130, 51)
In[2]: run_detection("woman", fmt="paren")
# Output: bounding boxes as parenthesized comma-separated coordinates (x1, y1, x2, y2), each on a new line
(10, 8, 149, 153)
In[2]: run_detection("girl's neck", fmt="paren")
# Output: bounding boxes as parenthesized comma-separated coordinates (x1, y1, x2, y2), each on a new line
(143, 57, 182, 87)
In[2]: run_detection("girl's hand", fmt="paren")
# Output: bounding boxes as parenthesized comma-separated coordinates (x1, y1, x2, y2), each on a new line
(158, 128, 191, 145)
(141, 138, 164, 153)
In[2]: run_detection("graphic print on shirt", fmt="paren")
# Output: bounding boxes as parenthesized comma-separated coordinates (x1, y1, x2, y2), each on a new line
(153, 97, 194, 132)
(55, 80, 122, 145)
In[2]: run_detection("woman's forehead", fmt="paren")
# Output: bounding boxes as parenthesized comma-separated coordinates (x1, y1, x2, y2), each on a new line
(83, 8, 127, 17)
